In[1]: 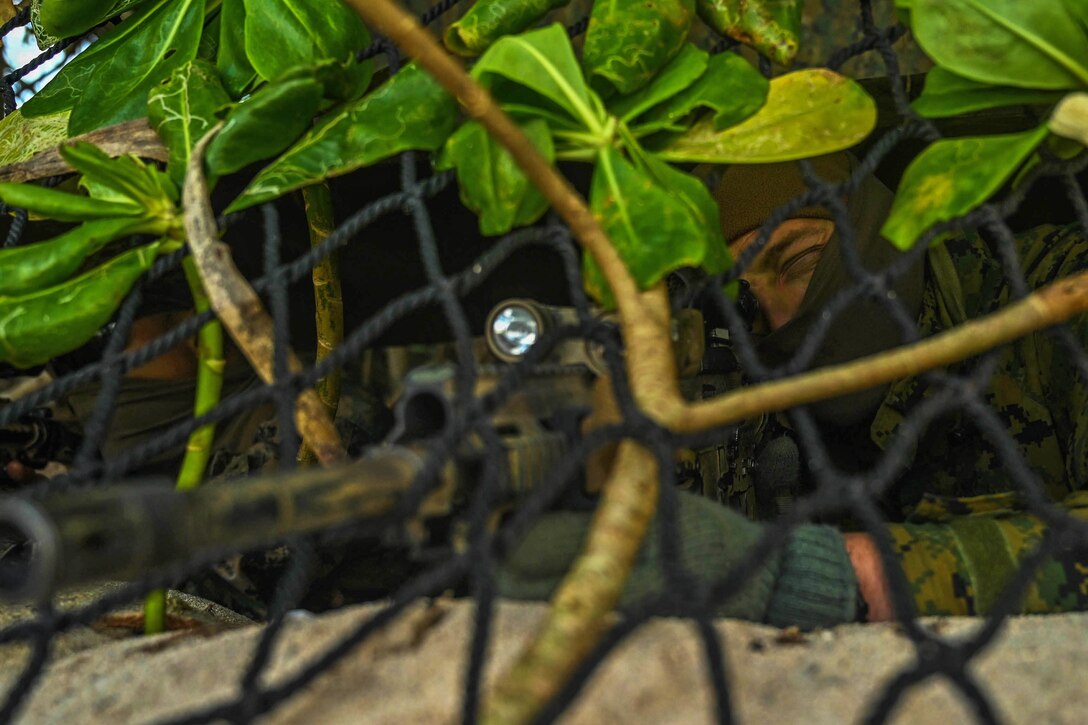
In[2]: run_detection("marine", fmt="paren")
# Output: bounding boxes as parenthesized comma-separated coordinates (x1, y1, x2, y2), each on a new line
(500, 152, 1088, 626)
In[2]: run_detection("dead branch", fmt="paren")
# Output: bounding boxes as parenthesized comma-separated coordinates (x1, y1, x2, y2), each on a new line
(182, 126, 345, 467)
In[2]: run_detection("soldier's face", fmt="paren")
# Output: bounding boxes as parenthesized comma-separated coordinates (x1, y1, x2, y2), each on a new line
(729, 218, 835, 334)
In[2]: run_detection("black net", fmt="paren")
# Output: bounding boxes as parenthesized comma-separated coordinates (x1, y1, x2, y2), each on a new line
(0, 0, 1087, 723)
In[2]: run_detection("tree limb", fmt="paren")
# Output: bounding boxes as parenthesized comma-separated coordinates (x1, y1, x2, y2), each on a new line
(342, 3, 1088, 724)
(182, 126, 345, 466)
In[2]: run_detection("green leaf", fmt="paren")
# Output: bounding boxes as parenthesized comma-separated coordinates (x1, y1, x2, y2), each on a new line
(1049, 92, 1088, 147)
(1067, 0, 1088, 32)
(217, 0, 258, 98)
(583, 146, 706, 307)
(0, 109, 70, 169)
(197, 8, 220, 60)
(636, 50, 768, 133)
(882, 125, 1049, 249)
(207, 76, 324, 176)
(24, 0, 208, 135)
(60, 142, 179, 210)
(32, 0, 149, 44)
(243, 0, 370, 82)
(912, 66, 1066, 118)
(72, 0, 208, 136)
(439, 118, 554, 236)
(0, 216, 161, 296)
(607, 44, 708, 123)
(911, 0, 1088, 90)
(0, 243, 160, 369)
(228, 63, 459, 213)
(0, 182, 143, 221)
(583, 0, 694, 96)
(696, 0, 802, 66)
(444, 0, 571, 56)
(472, 24, 602, 133)
(654, 69, 876, 163)
(148, 59, 233, 187)
(632, 150, 730, 275)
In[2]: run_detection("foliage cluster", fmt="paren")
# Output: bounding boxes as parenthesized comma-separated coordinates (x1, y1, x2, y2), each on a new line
(0, 0, 876, 368)
(885, 0, 1088, 247)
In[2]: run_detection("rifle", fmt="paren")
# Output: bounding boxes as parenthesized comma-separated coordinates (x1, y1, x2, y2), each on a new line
(0, 290, 801, 604)
(0, 405, 81, 488)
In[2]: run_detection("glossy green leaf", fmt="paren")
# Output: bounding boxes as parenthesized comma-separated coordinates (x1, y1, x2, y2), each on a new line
(583, 0, 694, 96)
(912, 66, 1065, 118)
(438, 118, 554, 236)
(0, 109, 70, 169)
(911, 0, 1088, 90)
(228, 63, 459, 213)
(444, 0, 571, 56)
(1068, 0, 1088, 31)
(0, 182, 143, 221)
(217, 0, 258, 98)
(207, 76, 324, 176)
(472, 24, 603, 132)
(23, 0, 207, 136)
(632, 149, 730, 275)
(32, 0, 149, 46)
(148, 59, 232, 186)
(243, 0, 370, 84)
(0, 243, 160, 369)
(696, 0, 802, 66)
(71, 0, 207, 136)
(882, 125, 1049, 250)
(607, 44, 707, 123)
(197, 9, 220, 60)
(655, 69, 876, 163)
(60, 142, 179, 210)
(0, 216, 160, 296)
(636, 50, 768, 133)
(583, 146, 706, 307)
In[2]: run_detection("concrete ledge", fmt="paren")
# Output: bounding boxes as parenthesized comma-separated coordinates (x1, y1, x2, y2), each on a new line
(4, 599, 1087, 724)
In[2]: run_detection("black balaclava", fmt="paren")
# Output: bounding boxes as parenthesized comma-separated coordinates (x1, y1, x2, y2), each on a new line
(714, 154, 926, 427)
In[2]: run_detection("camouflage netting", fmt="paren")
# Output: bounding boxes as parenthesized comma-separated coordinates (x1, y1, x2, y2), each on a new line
(0, 0, 1087, 723)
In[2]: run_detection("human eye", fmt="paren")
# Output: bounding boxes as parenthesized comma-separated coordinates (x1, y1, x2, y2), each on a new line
(779, 243, 825, 283)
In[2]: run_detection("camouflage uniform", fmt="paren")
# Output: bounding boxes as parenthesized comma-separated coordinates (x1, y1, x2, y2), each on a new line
(853, 224, 1088, 615)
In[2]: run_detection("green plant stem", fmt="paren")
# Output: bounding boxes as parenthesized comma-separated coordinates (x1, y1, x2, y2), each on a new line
(143, 255, 225, 635)
(298, 182, 343, 465)
(183, 124, 346, 465)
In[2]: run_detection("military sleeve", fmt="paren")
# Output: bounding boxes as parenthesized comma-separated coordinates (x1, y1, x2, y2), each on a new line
(885, 492, 1088, 615)
(1017, 224, 1088, 487)
(879, 224, 1088, 616)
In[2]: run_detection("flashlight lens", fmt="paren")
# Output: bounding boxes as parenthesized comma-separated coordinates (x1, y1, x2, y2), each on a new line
(491, 305, 540, 358)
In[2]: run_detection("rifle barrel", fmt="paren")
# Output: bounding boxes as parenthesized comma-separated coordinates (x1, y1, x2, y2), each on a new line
(0, 447, 423, 603)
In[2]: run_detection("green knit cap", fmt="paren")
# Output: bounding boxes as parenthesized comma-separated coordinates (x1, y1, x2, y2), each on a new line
(709, 153, 852, 243)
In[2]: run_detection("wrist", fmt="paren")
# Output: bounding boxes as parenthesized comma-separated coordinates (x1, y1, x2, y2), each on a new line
(843, 532, 894, 622)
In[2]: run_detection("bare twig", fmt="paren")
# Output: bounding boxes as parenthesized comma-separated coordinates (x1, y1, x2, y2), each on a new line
(182, 126, 345, 466)
(0, 119, 168, 183)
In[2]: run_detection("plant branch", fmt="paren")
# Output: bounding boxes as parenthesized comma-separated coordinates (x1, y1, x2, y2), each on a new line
(483, 441, 659, 724)
(144, 255, 227, 635)
(298, 182, 343, 465)
(678, 268, 1088, 432)
(0, 119, 168, 183)
(343, 3, 1088, 725)
(182, 126, 345, 466)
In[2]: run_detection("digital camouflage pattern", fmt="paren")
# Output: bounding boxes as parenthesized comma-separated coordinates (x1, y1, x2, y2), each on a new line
(869, 224, 1088, 616)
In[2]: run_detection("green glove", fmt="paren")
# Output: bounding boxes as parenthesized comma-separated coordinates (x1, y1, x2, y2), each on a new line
(498, 492, 859, 629)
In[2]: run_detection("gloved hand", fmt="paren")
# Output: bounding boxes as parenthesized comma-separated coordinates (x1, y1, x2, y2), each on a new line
(497, 491, 859, 629)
